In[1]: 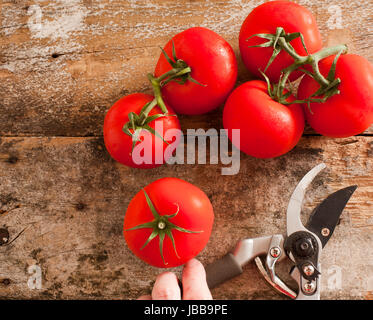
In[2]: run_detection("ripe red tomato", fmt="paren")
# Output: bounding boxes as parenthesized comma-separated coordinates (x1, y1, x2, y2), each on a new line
(123, 178, 214, 268)
(223, 80, 304, 158)
(103, 93, 180, 169)
(298, 54, 373, 137)
(239, 1, 322, 82)
(154, 27, 238, 115)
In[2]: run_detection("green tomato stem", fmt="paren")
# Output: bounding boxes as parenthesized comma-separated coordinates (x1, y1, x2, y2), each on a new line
(260, 28, 348, 105)
(278, 42, 347, 92)
(122, 42, 204, 146)
(158, 221, 166, 230)
(310, 43, 347, 85)
(137, 65, 192, 125)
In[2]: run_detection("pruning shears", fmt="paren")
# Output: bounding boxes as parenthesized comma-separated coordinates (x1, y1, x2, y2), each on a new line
(205, 163, 357, 300)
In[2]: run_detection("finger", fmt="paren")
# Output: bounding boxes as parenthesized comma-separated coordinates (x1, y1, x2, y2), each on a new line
(182, 259, 213, 300)
(137, 295, 152, 300)
(152, 271, 181, 300)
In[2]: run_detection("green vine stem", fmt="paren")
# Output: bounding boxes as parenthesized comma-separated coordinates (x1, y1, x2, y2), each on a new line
(122, 42, 203, 149)
(136, 67, 191, 126)
(248, 27, 348, 109)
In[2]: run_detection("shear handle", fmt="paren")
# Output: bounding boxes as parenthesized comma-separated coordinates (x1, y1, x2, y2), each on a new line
(205, 253, 243, 289)
(205, 235, 280, 289)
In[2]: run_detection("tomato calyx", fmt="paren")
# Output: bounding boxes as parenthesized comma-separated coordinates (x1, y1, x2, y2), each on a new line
(248, 27, 348, 112)
(125, 189, 203, 266)
(122, 42, 204, 150)
(247, 27, 310, 73)
(158, 42, 206, 88)
(123, 110, 171, 151)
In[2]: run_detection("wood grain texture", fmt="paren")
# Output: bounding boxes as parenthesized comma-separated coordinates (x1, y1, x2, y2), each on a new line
(0, 0, 372, 136)
(0, 136, 372, 299)
(0, 0, 372, 300)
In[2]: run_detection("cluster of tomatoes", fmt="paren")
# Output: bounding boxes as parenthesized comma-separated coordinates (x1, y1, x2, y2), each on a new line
(104, 1, 373, 268)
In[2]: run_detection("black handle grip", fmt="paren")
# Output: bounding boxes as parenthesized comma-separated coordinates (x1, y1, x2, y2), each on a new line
(205, 253, 243, 289)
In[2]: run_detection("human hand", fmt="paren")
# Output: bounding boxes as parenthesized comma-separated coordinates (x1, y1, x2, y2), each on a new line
(138, 258, 212, 300)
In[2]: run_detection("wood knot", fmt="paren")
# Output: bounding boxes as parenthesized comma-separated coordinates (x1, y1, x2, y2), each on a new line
(0, 228, 9, 245)
(51, 53, 62, 59)
(0, 278, 11, 286)
(75, 202, 86, 211)
(6, 155, 18, 164)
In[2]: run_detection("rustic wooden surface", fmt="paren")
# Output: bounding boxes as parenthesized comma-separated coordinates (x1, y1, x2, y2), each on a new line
(0, 0, 372, 300)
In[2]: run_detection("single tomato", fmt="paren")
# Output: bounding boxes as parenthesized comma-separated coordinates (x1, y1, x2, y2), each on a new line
(124, 178, 214, 268)
(298, 54, 373, 137)
(155, 27, 238, 115)
(223, 80, 304, 158)
(103, 93, 180, 169)
(239, 1, 322, 82)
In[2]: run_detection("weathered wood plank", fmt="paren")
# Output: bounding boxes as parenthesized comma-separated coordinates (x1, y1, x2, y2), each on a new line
(0, 135, 372, 299)
(0, 0, 372, 136)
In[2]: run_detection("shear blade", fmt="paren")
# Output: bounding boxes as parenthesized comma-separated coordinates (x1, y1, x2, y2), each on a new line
(286, 163, 326, 237)
(306, 185, 357, 248)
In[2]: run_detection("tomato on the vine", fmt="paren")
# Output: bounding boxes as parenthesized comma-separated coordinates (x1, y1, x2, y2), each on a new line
(123, 178, 214, 268)
(298, 54, 373, 137)
(239, 1, 322, 82)
(155, 27, 238, 115)
(103, 93, 180, 169)
(223, 80, 304, 158)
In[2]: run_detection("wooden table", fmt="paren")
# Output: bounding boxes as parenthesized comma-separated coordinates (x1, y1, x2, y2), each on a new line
(0, 0, 372, 300)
